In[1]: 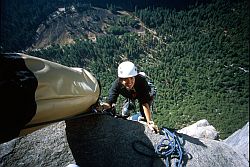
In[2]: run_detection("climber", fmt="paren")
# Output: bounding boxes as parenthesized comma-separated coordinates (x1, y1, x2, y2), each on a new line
(101, 61, 158, 133)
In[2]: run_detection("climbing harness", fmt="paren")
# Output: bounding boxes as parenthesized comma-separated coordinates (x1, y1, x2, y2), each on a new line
(155, 128, 184, 167)
(121, 98, 136, 117)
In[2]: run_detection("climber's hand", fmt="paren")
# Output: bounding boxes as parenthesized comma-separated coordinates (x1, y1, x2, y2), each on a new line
(99, 103, 116, 116)
(147, 121, 159, 133)
(101, 102, 112, 110)
(96, 102, 111, 112)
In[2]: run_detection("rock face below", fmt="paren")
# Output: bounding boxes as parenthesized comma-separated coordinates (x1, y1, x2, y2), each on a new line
(0, 115, 248, 167)
(178, 119, 219, 140)
(224, 122, 249, 161)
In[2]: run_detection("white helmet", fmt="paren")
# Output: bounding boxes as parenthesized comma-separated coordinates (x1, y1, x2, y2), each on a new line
(118, 61, 138, 78)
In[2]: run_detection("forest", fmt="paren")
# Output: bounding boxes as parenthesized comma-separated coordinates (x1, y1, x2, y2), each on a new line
(1, 0, 249, 139)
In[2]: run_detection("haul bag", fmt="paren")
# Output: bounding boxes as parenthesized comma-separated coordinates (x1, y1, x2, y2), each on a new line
(0, 53, 100, 143)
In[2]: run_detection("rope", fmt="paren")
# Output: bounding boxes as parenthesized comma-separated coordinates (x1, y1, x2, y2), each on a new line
(131, 128, 184, 167)
(155, 128, 184, 167)
(23, 107, 114, 129)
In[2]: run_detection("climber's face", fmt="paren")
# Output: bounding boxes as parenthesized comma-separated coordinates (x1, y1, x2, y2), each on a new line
(119, 77, 135, 90)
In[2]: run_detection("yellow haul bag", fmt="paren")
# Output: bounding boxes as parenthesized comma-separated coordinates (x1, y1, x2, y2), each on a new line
(0, 53, 100, 142)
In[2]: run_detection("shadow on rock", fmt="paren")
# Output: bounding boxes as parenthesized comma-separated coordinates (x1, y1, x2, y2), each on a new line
(180, 133, 207, 147)
(177, 132, 207, 167)
(65, 115, 165, 167)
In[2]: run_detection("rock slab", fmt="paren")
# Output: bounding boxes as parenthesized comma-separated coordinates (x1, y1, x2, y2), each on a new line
(0, 115, 248, 167)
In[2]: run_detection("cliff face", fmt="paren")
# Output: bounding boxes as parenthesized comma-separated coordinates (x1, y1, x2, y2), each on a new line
(224, 122, 249, 161)
(0, 115, 248, 167)
(29, 5, 144, 50)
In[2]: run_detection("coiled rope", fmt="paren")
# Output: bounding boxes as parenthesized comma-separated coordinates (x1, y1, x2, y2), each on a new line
(155, 128, 184, 167)
(132, 128, 184, 167)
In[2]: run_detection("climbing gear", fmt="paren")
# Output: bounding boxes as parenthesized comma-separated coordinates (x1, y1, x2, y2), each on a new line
(1, 53, 100, 141)
(121, 99, 136, 117)
(118, 61, 138, 78)
(131, 127, 185, 167)
(155, 128, 184, 167)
